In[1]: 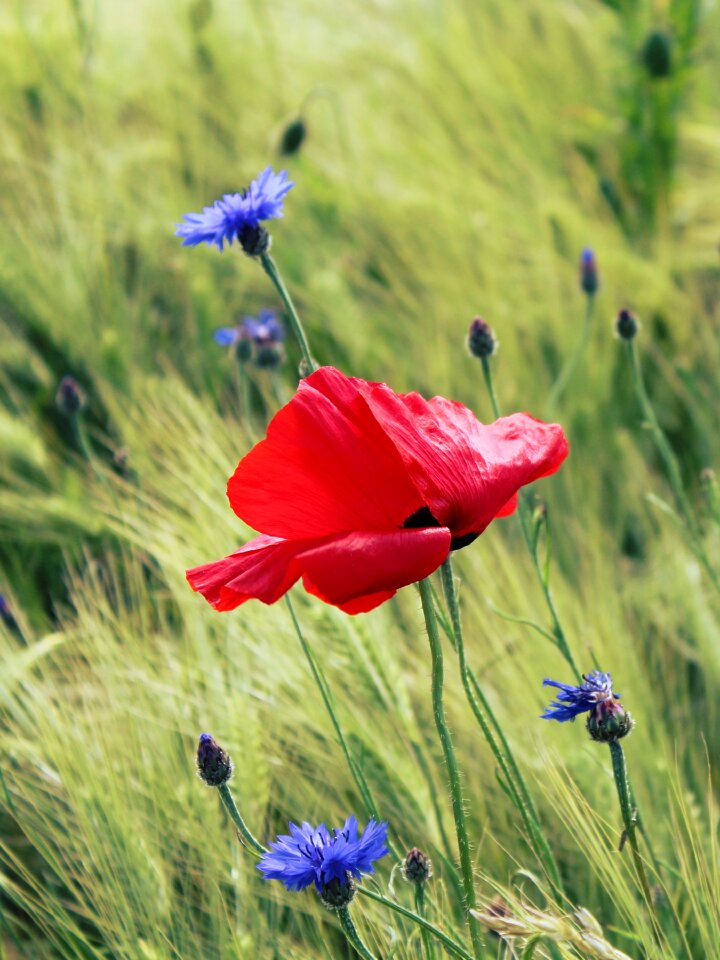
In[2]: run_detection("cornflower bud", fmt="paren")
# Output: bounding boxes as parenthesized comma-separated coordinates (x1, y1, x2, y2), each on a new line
(319, 873, 357, 910)
(467, 317, 497, 359)
(196, 733, 233, 786)
(55, 376, 87, 416)
(401, 847, 433, 884)
(579, 248, 599, 296)
(615, 308, 639, 341)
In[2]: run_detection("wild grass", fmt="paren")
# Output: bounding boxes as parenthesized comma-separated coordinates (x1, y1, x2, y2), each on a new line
(0, 0, 719, 957)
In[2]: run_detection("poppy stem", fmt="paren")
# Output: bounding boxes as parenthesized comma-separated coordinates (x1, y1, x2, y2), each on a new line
(417, 577, 483, 960)
(440, 559, 564, 902)
(260, 253, 318, 374)
(285, 596, 400, 861)
(358, 888, 474, 960)
(626, 339, 720, 593)
(216, 783, 266, 858)
(546, 293, 595, 414)
(338, 906, 377, 960)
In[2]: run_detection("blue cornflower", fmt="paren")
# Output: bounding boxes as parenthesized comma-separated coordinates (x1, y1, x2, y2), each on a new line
(257, 816, 388, 904)
(214, 310, 286, 367)
(176, 167, 294, 253)
(243, 308, 285, 344)
(541, 671, 618, 722)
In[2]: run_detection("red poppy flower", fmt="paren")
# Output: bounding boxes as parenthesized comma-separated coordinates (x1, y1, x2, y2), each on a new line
(187, 366, 568, 614)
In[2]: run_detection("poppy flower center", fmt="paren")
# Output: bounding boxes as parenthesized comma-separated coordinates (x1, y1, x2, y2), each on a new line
(402, 506, 479, 552)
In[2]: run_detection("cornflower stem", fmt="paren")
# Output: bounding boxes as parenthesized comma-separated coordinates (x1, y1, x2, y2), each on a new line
(608, 742, 657, 926)
(415, 883, 437, 960)
(338, 907, 377, 960)
(546, 293, 594, 413)
(440, 560, 564, 901)
(358, 888, 473, 960)
(626, 340, 720, 592)
(217, 783, 266, 858)
(260, 252, 317, 373)
(285, 596, 400, 862)
(417, 577, 483, 959)
(479, 356, 582, 681)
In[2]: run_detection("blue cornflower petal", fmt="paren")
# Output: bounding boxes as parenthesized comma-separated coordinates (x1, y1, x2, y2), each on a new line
(242, 309, 285, 344)
(258, 816, 389, 894)
(213, 326, 240, 346)
(581, 247, 595, 265)
(541, 670, 619, 722)
(175, 167, 294, 251)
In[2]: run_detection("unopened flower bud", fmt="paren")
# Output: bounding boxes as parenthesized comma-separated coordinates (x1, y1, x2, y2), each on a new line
(319, 873, 356, 910)
(235, 334, 253, 363)
(254, 344, 285, 370)
(587, 698, 634, 743)
(615, 308, 639, 341)
(401, 847, 433, 884)
(642, 29, 673, 79)
(467, 317, 497, 359)
(55, 376, 87, 416)
(196, 733, 233, 786)
(579, 248, 599, 296)
(279, 117, 306, 156)
(238, 223, 271, 258)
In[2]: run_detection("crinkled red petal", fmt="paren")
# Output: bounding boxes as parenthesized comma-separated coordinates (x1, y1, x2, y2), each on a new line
(186, 526, 451, 615)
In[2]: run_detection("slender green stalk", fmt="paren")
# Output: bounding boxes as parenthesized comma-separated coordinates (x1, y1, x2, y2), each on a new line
(417, 578, 482, 959)
(608, 742, 656, 917)
(338, 907, 377, 960)
(285, 596, 400, 861)
(479, 357, 581, 680)
(217, 783, 266, 858)
(546, 294, 594, 413)
(440, 560, 563, 900)
(626, 340, 719, 592)
(358, 888, 473, 960)
(415, 883, 437, 960)
(260, 252, 317, 373)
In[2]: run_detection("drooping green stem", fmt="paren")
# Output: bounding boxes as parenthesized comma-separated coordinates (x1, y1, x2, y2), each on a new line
(285, 596, 400, 861)
(217, 783, 266, 858)
(608, 741, 655, 916)
(260, 252, 317, 373)
(626, 340, 719, 592)
(338, 906, 377, 960)
(547, 294, 595, 413)
(478, 358, 581, 681)
(440, 560, 563, 900)
(415, 883, 437, 960)
(358, 888, 473, 960)
(417, 578, 482, 959)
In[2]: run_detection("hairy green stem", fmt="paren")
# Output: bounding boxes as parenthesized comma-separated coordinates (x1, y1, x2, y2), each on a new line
(547, 293, 594, 413)
(285, 596, 400, 861)
(260, 252, 317, 373)
(627, 340, 719, 592)
(358, 888, 473, 960)
(418, 578, 482, 959)
(440, 560, 563, 900)
(608, 742, 656, 919)
(415, 883, 437, 960)
(338, 906, 377, 960)
(217, 783, 266, 857)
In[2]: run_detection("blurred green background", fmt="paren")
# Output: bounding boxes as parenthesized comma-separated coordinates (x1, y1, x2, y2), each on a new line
(1, 0, 719, 957)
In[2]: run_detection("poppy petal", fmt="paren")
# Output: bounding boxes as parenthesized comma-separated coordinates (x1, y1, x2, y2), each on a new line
(354, 381, 567, 537)
(299, 527, 452, 614)
(227, 369, 423, 539)
(186, 526, 451, 614)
